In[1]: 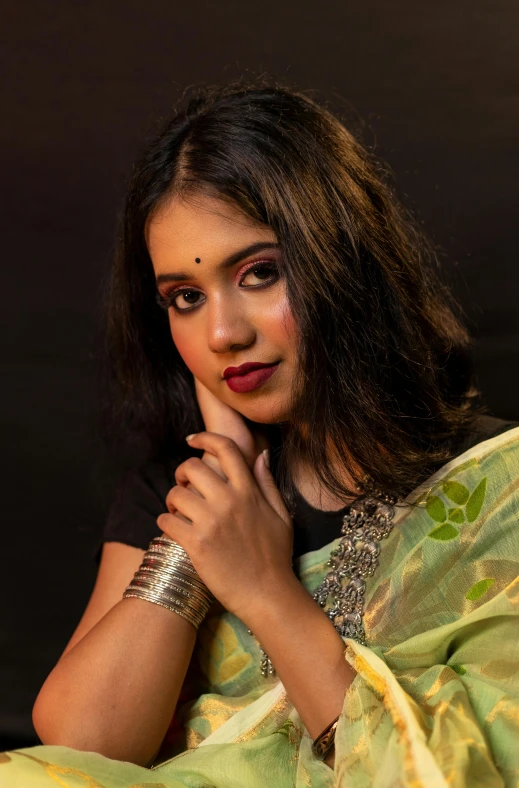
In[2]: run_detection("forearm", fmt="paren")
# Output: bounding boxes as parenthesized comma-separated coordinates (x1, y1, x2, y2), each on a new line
(34, 455, 219, 765)
(33, 597, 196, 766)
(242, 573, 355, 767)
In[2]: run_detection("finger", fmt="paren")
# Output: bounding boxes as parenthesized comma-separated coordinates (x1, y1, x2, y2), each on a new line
(165, 484, 212, 525)
(157, 512, 196, 555)
(185, 432, 254, 491)
(175, 456, 228, 500)
(253, 451, 293, 528)
(194, 376, 248, 438)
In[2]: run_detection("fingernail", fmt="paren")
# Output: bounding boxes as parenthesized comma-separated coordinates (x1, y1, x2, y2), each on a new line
(185, 434, 197, 441)
(263, 449, 270, 468)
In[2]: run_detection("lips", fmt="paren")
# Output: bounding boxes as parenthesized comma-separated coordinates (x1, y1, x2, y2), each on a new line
(225, 362, 280, 393)
(223, 361, 280, 379)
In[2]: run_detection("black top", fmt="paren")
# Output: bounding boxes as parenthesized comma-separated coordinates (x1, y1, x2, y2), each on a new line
(95, 414, 519, 565)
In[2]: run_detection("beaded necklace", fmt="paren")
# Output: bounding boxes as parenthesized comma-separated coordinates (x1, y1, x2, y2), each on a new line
(248, 477, 400, 677)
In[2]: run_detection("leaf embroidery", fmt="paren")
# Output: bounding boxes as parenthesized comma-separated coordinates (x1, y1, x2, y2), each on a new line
(426, 495, 447, 523)
(448, 507, 465, 524)
(428, 523, 459, 540)
(465, 578, 495, 601)
(425, 475, 487, 533)
(442, 480, 470, 505)
(465, 477, 487, 523)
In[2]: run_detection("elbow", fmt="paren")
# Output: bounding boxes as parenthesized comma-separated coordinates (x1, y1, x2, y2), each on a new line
(32, 684, 58, 746)
(32, 691, 82, 752)
(32, 690, 159, 767)
(32, 678, 102, 755)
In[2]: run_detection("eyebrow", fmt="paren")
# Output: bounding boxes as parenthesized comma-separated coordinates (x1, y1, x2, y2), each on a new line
(155, 241, 280, 286)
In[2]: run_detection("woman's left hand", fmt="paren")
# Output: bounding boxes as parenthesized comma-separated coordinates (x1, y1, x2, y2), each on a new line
(157, 431, 294, 624)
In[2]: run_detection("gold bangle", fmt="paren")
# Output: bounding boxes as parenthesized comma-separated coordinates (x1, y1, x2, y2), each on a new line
(311, 714, 340, 761)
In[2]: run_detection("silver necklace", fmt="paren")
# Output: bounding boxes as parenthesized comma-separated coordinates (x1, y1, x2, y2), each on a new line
(248, 479, 399, 678)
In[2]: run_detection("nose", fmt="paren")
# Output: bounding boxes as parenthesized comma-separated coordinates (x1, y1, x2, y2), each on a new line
(206, 297, 256, 355)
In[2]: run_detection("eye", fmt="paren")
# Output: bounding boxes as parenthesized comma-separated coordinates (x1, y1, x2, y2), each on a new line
(241, 262, 279, 285)
(155, 288, 202, 312)
(155, 261, 280, 314)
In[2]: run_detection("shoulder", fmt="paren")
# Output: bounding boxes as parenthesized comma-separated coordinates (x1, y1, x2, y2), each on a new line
(368, 420, 519, 647)
(418, 417, 519, 533)
(450, 415, 519, 483)
(108, 450, 191, 519)
(452, 413, 519, 458)
(98, 449, 193, 556)
(412, 419, 519, 593)
(416, 415, 519, 520)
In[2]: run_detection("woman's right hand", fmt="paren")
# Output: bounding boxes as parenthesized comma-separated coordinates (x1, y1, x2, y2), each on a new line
(177, 376, 270, 522)
(193, 375, 270, 471)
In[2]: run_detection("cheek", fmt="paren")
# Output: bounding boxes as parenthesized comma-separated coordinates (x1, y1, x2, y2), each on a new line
(169, 291, 298, 368)
(169, 323, 203, 376)
(263, 298, 298, 348)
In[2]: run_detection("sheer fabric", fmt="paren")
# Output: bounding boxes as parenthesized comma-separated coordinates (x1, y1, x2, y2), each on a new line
(3, 426, 519, 787)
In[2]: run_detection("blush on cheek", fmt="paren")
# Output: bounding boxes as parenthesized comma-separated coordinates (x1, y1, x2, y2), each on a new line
(266, 299, 298, 346)
(170, 331, 200, 375)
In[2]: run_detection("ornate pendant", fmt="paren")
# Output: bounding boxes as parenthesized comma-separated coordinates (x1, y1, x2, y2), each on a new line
(312, 490, 398, 645)
(249, 482, 399, 678)
(246, 631, 276, 678)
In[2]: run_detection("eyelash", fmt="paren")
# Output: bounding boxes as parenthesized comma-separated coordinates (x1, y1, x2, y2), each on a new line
(155, 261, 281, 314)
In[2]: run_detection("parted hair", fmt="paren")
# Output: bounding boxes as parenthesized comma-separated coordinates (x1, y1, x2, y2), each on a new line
(95, 75, 486, 509)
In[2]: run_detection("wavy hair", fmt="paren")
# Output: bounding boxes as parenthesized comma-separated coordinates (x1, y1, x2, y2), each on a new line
(94, 75, 486, 511)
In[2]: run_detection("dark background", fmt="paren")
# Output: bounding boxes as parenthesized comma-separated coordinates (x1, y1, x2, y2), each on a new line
(2, 0, 518, 750)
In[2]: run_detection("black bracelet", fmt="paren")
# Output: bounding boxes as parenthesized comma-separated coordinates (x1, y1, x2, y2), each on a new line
(311, 714, 340, 761)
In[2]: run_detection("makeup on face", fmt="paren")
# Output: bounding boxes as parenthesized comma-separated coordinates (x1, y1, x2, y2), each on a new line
(147, 192, 297, 423)
(224, 362, 281, 393)
(155, 260, 281, 314)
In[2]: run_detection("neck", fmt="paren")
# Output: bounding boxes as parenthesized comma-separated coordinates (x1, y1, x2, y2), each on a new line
(280, 422, 364, 508)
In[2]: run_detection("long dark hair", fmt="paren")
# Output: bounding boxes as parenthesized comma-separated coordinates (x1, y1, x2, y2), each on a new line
(94, 75, 486, 511)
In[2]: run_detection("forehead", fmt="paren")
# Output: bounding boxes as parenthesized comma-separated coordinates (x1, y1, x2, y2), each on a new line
(146, 192, 276, 260)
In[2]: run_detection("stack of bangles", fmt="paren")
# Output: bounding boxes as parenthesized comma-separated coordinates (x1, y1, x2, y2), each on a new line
(123, 534, 214, 629)
(123, 533, 339, 762)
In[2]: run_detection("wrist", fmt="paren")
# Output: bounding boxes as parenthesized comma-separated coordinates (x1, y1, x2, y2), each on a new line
(123, 535, 214, 630)
(238, 570, 307, 632)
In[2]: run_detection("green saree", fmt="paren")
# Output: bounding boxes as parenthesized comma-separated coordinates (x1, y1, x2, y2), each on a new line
(2, 427, 519, 787)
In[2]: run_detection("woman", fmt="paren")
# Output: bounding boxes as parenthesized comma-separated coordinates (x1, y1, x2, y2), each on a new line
(3, 77, 519, 787)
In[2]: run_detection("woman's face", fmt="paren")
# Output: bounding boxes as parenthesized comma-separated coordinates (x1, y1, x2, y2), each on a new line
(146, 191, 298, 424)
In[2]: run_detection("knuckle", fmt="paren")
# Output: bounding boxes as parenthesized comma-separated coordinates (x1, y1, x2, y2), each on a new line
(205, 513, 219, 531)
(185, 456, 203, 469)
(234, 484, 255, 511)
(166, 484, 184, 509)
(220, 499, 235, 520)
(176, 457, 197, 478)
(195, 530, 211, 552)
(221, 436, 236, 452)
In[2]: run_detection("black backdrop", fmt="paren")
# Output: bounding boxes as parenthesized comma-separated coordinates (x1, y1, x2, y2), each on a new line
(2, 0, 518, 749)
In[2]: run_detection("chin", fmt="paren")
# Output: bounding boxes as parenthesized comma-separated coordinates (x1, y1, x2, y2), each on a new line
(239, 401, 290, 425)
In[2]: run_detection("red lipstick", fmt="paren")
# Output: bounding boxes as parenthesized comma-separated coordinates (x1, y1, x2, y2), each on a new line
(223, 361, 278, 379)
(224, 361, 280, 393)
